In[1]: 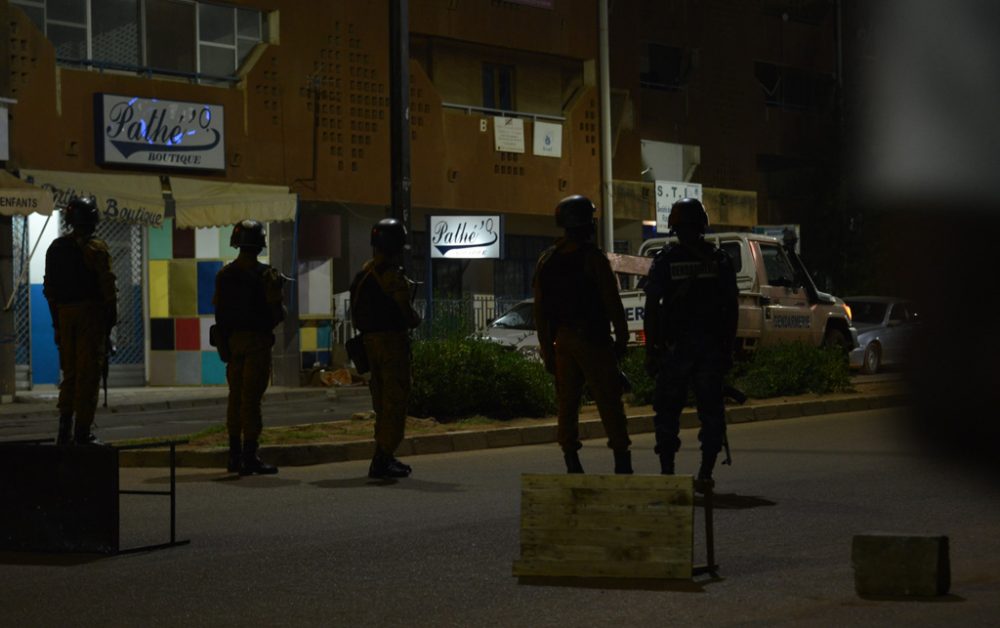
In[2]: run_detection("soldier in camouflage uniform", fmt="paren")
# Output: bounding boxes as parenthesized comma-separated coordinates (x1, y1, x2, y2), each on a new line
(643, 198, 739, 487)
(350, 218, 421, 479)
(533, 195, 633, 475)
(43, 196, 117, 445)
(213, 220, 286, 476)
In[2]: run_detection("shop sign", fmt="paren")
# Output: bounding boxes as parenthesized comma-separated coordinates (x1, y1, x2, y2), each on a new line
(655, 180, 702, 233)
(22, 170, 166, 228)
(95, 94, 226, 171)
(430, 215, 502, 259)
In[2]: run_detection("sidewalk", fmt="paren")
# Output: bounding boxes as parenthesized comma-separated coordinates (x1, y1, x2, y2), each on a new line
(118, 382, 910, 468)
(0, 385, 330, 419)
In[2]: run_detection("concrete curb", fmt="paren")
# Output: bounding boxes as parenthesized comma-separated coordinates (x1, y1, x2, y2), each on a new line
(119, 391, 910, 468)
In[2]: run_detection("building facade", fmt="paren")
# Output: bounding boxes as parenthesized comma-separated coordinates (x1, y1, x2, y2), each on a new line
(0, 0, 844, 389)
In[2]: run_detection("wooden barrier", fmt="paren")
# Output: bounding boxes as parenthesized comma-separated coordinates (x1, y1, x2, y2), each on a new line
(512, 474, 695, 580)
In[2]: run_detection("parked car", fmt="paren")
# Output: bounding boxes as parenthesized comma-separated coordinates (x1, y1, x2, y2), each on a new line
(478, 299, 541, 355)
(846, 297, 920, 374)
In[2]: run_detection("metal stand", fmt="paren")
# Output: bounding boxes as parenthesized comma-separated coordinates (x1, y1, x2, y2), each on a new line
(692, 483, 719, 577)
(114, 440, 191, 554)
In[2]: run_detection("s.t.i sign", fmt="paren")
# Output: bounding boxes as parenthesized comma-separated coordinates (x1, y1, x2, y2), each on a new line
(95, 94, 225, 171)
(430, 216, 503, 259)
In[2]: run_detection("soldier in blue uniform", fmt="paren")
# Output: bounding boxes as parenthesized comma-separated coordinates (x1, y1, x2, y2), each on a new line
(643, 198, 738, 486)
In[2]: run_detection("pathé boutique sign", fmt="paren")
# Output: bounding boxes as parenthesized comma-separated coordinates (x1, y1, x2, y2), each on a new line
(430, 216, 502, 259)
(95, 94, 225, 171)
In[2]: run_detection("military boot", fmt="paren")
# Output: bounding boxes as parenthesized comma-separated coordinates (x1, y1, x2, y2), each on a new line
(227, 435, 242, 473)
(563, 451, 584, 474)
(57, 414, 73, 446)
(368, 449, 410, 479)
(658, 453, 676, 475)
(696, 451, 718, 492)
(613, 450, 634, 475)
(74, 427, 102, 446)
(240, 440, 278, 475)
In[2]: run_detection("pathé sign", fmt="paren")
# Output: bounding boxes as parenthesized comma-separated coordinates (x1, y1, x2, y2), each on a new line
(430, 216, 502, 259)
(95, 94, 226, 171)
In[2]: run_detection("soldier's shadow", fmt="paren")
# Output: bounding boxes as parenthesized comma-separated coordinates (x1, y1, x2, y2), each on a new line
(311, 477, 465, 493)
(695, 493, 776, 509)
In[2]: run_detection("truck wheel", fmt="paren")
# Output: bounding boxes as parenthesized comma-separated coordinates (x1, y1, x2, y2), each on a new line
(861, 342, 881, 374)
(822, 327, 850, 353)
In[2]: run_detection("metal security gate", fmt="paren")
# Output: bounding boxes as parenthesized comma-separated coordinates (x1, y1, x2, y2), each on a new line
(92, 219, 145, 387)
(11, 216, 146, 389)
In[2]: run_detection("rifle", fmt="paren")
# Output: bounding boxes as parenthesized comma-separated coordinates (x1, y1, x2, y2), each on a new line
(102, 337, 116, 408)
(720, 384, 747, 465)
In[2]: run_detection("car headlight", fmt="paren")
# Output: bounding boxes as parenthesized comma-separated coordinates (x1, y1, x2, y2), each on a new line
(843, 304, 852, 321)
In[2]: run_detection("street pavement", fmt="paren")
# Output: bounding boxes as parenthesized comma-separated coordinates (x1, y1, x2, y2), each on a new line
(1, 407, 998, 627)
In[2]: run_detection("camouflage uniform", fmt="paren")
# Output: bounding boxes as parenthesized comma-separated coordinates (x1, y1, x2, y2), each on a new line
(350, 254, 421, 459)
(213, 258, 286, 446)
(43, 233, 117, 442)
(533, 238, 631, 460)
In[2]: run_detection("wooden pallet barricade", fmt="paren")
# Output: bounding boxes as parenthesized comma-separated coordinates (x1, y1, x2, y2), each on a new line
(512, 473, 696, 580)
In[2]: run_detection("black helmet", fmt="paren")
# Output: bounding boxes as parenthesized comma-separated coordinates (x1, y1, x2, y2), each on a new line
(371, 218, 407, 254)
(555, 195, 596, 229)
(65, 196, 99, 227)
(667, 198, 708, 233)
(230, 220, 266, 248)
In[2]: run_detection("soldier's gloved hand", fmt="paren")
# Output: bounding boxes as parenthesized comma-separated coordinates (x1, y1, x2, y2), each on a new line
(644, 351, 660, 377)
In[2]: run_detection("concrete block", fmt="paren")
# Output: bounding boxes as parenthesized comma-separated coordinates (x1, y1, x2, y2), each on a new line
(776, 403, 803, 419)
(846, 397, 870, 412)
(410, 434, 454, 455)
(519, 424, 557, 445)
(852, 533, 950, 597)
(823, 398, 853, 414)
(726, 406, 754, 424)
(678, 410, 699, 429)
(343, 440, 375, 461)
(628, 414, 655, 434)
(394, 440, 414, 456)
(577, 420, 604, 440)
(485, 427, 523, 449)
(753, 405, 779, 421)
(451, 431, 490, 452)
(797, 400, 828, 417)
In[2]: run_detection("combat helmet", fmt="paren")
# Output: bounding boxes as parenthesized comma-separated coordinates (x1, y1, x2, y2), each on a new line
(64, 196, 99, 227)
(555, 195, 596, 230)
(371, 218, 408, 255)
(230, 220, 267, 249)
(667, 198, 709, 234)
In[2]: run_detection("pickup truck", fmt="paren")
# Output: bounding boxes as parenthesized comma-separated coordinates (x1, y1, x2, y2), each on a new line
(634, 232, 858, 352)
(481, 232, 857, 355)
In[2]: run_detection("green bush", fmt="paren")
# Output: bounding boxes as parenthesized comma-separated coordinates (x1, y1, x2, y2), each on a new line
(733, 342, 852, 398)
(409, 336, 556, 421)
(620, 342, 851, 405)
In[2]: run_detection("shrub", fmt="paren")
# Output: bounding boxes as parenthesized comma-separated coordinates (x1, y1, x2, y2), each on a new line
(621, 342, 851, 404)
(733, 342, 852, 398)
(409, 336, 556, 420)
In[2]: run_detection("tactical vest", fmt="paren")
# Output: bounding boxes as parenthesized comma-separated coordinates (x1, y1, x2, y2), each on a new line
(45, 236, 101, 305)
(537, 244, 608, 339)
(657, 243, 731, 340)
(217, 263, 274, 333)
(350, 264, 407, 332)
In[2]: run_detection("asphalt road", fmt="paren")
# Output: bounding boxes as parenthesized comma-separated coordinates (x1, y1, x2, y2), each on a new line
(0, 392, 374, 443)
(2, 407, 998, 627)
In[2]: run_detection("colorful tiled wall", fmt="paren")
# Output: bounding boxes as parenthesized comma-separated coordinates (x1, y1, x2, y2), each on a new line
(147, 219, 243, 386)
(300, 319, 333, 370)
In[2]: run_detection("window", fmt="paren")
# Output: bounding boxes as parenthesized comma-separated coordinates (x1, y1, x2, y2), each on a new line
(640, 43, 692, 90)
(754, 61, 835, 112)
(482, 63, 515, 111)
(888, 303, 908, 324)
(759, 243, 797, 287)
(10, 0, 263, 81)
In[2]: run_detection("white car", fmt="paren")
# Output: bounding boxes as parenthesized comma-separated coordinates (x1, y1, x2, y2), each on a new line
(846, 297, 919, 374)
(478, 299, 541, 355)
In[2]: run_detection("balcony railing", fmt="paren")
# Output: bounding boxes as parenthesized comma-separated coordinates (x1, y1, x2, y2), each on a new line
(441, 102, 565, 122)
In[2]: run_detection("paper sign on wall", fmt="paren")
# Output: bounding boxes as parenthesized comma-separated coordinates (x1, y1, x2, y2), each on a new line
(533, 121, 562, 158)
(655, 180, 703, 233)
(493, 117, 525, 153)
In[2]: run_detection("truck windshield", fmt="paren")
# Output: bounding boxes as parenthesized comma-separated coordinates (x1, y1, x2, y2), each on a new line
(846, 301, 887, 324)
(490, 303, 534, 330)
